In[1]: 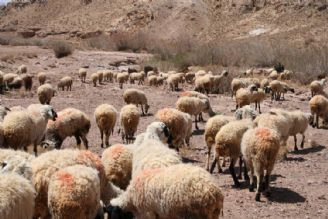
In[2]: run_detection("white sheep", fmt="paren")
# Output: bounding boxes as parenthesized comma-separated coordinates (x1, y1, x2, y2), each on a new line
(37, 83, 56, 105)
(109, 164, 224, 219)
(103, 70, 113, 82)
(176, 96, 215, 130)
(235, 84, 258, 109)
(117, 72, 129, 89)
(250, 88, 267, 113)
(17, 64, 27, 74)
(129, 72, 145, 85)
(167, 74, 184, 91)
(78, 68, 87, 83)
(309, 94, 328, 128)
(241, 127, 280, 201)
(57, 76, 73, 91)
(94, 104, 118, 148)
(179, 90, 210, 121)
(2, 104, 57, 156)
(194, 74, 213, 95)
(310, 79, 326, 97)
(37, 72, 47, 85)
(123, 88, 150, 115)
(42, 108, 90, 150)
(119, 104, 140, 144)
(3, 73, 18, 88)
(235, 105, 258, 120)
(97, 70, 104, 84)
(48, 165, 100, 219)
(0, 173, 36, 219)
(91, 72, 99, 87)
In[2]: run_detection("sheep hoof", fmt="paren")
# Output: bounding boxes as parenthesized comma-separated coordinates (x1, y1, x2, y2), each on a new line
(233, 181, 241, 188)
(294, 146, 299, 151)
(255, 193, 261, 202)
(249, 186, 254, 192)
(218, 168, 223, 173)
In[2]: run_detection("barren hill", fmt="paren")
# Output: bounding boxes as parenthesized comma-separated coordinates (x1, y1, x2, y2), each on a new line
(1, 0, 328, 44)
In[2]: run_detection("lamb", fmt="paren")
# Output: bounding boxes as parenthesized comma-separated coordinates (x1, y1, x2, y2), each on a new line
(235, 84, 258, 109)
(123, 88, 150, 115)
(204, 115, 235, 171)
(97, 70, 104, 84)
(155, 108, 192, 150)
(269, 109, 311, 151)
(42, 108, 91, 150)
(21, 73, 33, 91)
(48, 165, 100, 219)
(37, 72, 47, 85)
(2, 104, 57, 156)
(91, 72, 99, 87)
(31, 149, 121, 218)
(167, 74, 184, 91)
(129, 72, 145, 85)
(309, 95, 328, 128)
(210, 119, 253, 187)
(7, 76, 23, 90)
(117, 72, 129, 89)
(310, 79, 326, 97)
(109, 164, 224, 219)
(94, 104, 118, 148)
(57, 76, 73, 91)
(17, 64, 27, 74)
(132, 122, 178, 177)
(37, 83, 56, 104)
(241, 127, 280, 201)
(176, 96, 215, 130)
(78, 68, 87, 82)
(250, 88, 267, 113)
(101, 144, 133, 190)
(118, 104, 140, 144)
(0, 173, 36, 219)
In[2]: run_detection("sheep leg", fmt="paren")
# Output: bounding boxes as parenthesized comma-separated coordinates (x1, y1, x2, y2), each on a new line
(229, 158, 240, 187)
(237, 156, 243, 179)
(294, 135, 298, 151)
(33, 144, 38, 156)
(316, 115, 319, 128)
(105, 130, 110, 148)
(258, 102, 261, 114)
(141, 105, 145, 116)
(206, 144, 211, 171)
(81, 135, 89, 149)
(222, 157, 226, 167)
(263, 166, 274, 197)
(195, 116, 199, 130)
(100, 130, 104, 148)
(209, 157, 217, 174)
(74, 134, 82, 149)
(248, 162, 255, 192)
(243, 160, 250, 181)
(254, 162, 264, 201)
(301, 134, 305, 149)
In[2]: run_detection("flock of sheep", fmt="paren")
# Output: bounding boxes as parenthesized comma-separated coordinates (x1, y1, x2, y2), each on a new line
(0, 64, 327, 219)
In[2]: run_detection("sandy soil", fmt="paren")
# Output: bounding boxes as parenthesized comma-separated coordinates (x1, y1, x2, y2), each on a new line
(1, 45, 328, 218)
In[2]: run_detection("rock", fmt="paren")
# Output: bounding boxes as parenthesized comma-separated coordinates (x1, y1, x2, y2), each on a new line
(18, 30, 35, 38)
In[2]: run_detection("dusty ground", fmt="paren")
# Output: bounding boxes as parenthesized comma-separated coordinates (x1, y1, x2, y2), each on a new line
(1, 45, 328, 218)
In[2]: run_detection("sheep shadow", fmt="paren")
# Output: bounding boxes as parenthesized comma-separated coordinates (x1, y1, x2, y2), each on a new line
(192, 129, 204, 135)
(284, 156, 306, 162)
(141, 113, 153, 117)
(290, 145, 325, 155)
(182, 156, 201, 164)
(268, 187, 306, 203)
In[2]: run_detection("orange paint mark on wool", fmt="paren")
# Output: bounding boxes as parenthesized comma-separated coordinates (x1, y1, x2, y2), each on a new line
(56, 171, 74, 191)
(255, 128, 271, 139)
(180, 91, 192, 97)
(77, 150, 105, 173)
(107, 145, 125, 160)
(133, 168, 162, 188)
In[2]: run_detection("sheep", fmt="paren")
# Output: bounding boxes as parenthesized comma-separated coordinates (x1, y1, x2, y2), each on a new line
(2, 104, 57, 156)
(3, 73, 18, 88)
(37, 83, 56, 104)
(7, 76, 23, 90)
(109, 164, 224, 219)
(279, 70, 292, 80)
(37, 72, 47, 85)
(94, 104, 118, 148)
(118, 104, 140, 144)
(48, 165, 100, 219)
(176, 96, 215, 130)
(0, 173, 36, 219)
(268, 70, 279, 80)
(132, 122, 178, 177)
(179, 90, 209, 121)
(155, 108, 192, 150)
(211, 70, 229, 94)
(0, 148, 34, 164)
(309, 95, 328, 128)
(103, 70, 113, 82)
(310, 79, 326, 97)
(204, 115, 235, 171)
(117, 72, 129, 89)
(235, 84, 258, 109)
(42, 108, 91, 150)
(31, 149, 121, 218)
(97, 70, 104, 84)
(91, 72, 99, 87)
(123, 88, 150, 115)
(129, 72, 145, 85)
(235, 105, 258, 120)
(268, 80, 294, 101)
(148, 75, 158, 86)
(250, 88, 267, 113)
(156, 75, 165, 86)
(195, 74, 213, 95)
(57, 76, 73, 91)
(185, 72, 195, 83)
(231, 78, 260, 97)
(260, 78, 270, 88)
(0, 152, 33, 180)
(280, 81, 295, 100)
(10, 105, 25, 111)
(78, 68, 87, 82)
(210, 119, 253, 187)
(21, 73, 33, 91)
(270, 109, 311, 151)
(241, 127, 280, 201)
(101, 144, 132, 190)
(167, 74, 184, 91)
(17, 64, 27, 74)
(144, 66, 157, 76)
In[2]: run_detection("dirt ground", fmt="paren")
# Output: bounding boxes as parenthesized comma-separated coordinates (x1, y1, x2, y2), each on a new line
(1, 45, 328, 218)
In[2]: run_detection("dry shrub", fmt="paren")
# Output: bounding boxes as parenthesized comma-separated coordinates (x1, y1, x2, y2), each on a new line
(0, 35, 44, 47)
(110, 31, 149, 52)
(50, 41, 74, 58)
(84, 35, 116, 51)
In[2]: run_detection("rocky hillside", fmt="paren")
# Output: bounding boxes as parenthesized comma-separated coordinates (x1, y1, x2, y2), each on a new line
(0, 0, 327, 44)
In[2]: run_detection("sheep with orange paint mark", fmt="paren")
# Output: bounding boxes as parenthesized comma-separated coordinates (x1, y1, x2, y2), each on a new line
(101, 144, 133, 190)
(241, 127, 280, 201)
(31, 149, 122, 218)
(109, 164, 224, 219)
(48, 165, 101, 219)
